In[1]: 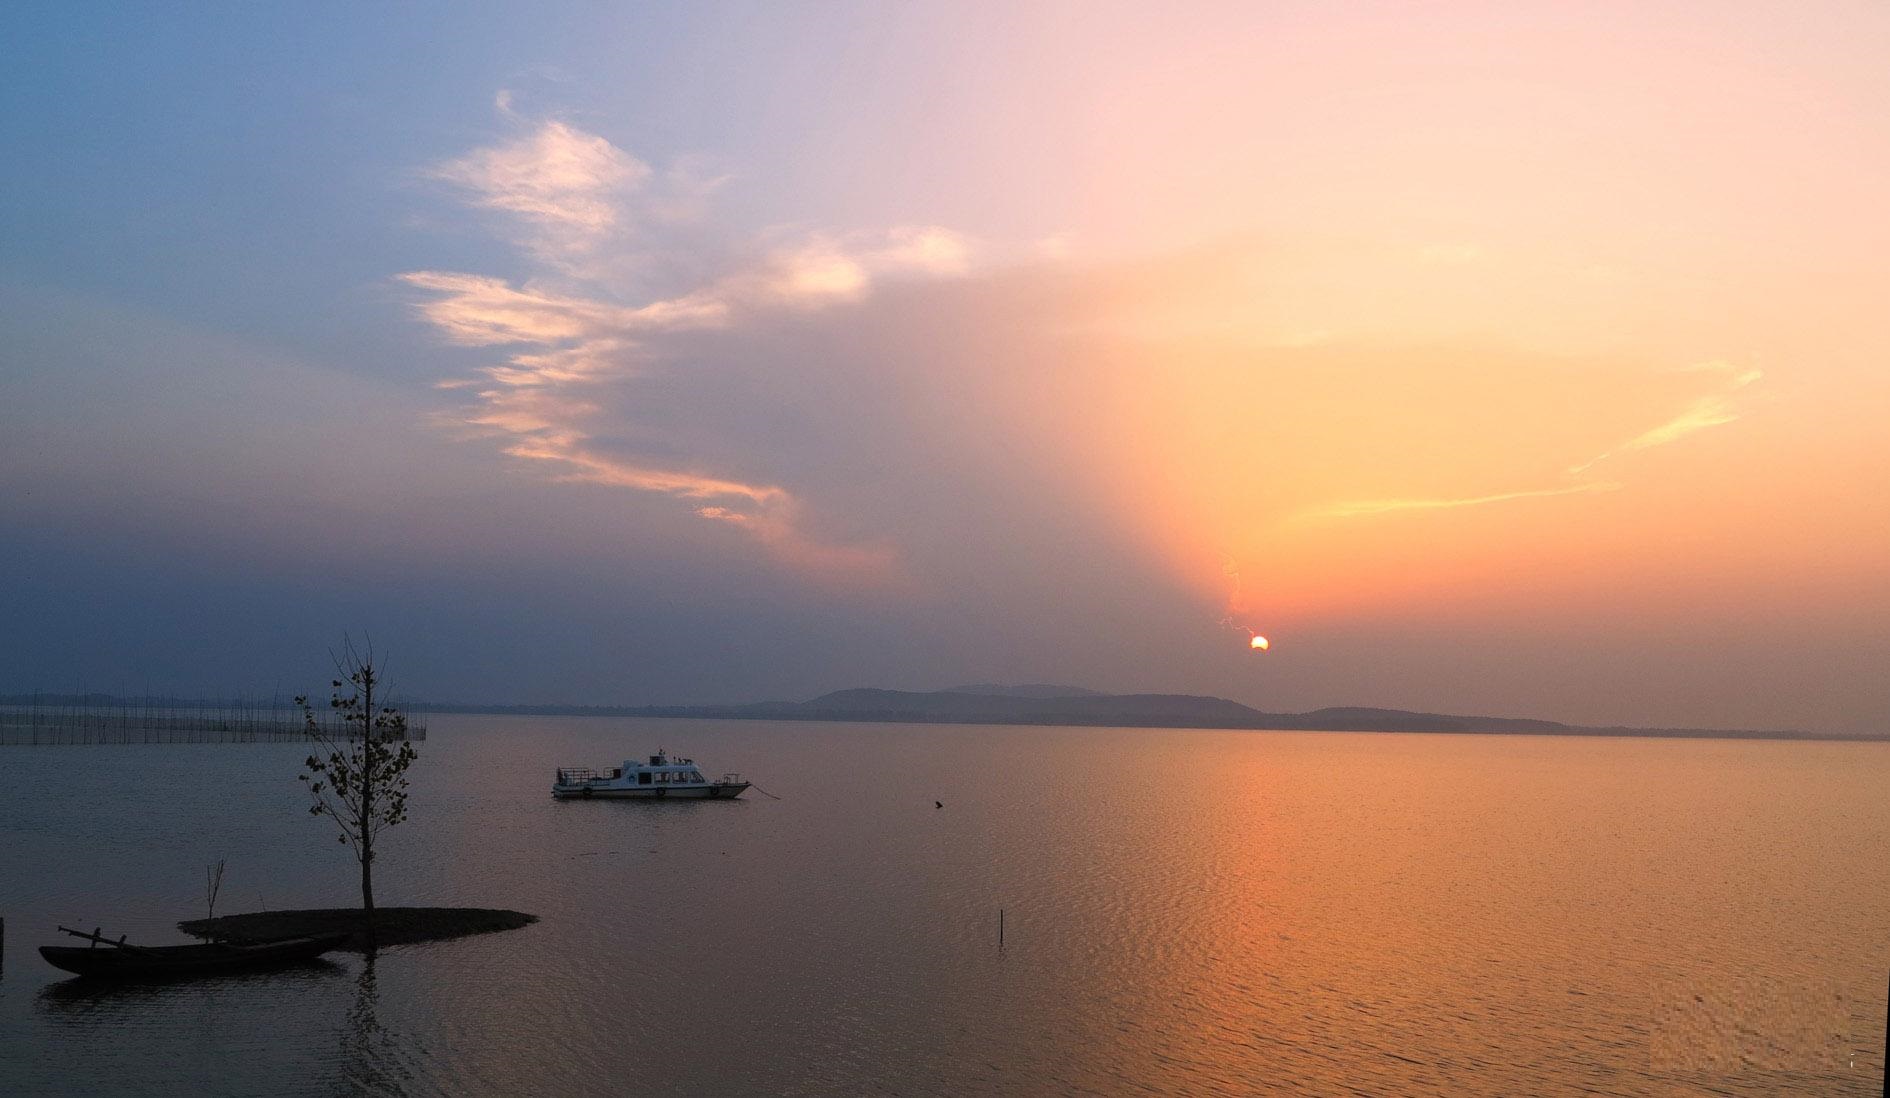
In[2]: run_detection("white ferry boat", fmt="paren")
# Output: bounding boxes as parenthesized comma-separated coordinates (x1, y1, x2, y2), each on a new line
(551, 749, 751, 800)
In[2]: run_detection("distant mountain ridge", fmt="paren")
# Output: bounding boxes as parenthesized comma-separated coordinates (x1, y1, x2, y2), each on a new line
(18, 689, 1857, 741)
(717, 687, 1268, 726)
(669, 688, 1568, 732)
(944, 683, 1102, 698)
(605, 686, 1844, 739)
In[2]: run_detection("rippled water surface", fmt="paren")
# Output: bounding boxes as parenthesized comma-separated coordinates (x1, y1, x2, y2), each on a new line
(2, 717, 1886, 1095)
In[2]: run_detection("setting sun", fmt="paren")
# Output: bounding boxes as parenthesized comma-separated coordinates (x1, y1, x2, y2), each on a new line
(1250, 635, 1270, 651)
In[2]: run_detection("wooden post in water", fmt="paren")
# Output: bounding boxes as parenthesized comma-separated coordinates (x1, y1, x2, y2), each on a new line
(999, 907, 1004, 949)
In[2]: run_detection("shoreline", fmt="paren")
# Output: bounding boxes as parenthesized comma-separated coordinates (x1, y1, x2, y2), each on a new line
(426, 707, 1886, 743)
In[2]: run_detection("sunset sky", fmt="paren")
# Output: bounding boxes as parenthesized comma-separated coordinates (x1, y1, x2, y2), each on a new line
(3, 2, 1886, 731)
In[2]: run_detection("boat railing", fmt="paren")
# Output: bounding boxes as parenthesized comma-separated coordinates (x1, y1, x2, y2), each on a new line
(721, 772, 744, 783)
(555, 767, 601, 784)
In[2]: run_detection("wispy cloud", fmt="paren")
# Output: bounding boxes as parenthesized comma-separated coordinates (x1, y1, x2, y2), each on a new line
(399, 271, 727, 347)
(693, 503, 900, 582)
(1568, 362, 1764, 474)
(429, 121, 648, 266)
(505, 431, 787, 507)
(1305, 480, 1621, 520)
(401, 105, 971, 577)
(758, 225, 975, 306)
(1307, 360, 1761, 522)
(440, 381, 789, 516)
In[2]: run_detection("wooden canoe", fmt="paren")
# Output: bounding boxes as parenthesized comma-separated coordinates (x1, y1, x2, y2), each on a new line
(39, 933, 349, 980)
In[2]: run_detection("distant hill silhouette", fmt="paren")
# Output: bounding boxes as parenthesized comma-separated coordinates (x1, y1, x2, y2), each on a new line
(944, 683, 1102, 698)
(607, 686, 1845, 738)
(704, 687, 1268, 726)
(659, 688, 1565, 731)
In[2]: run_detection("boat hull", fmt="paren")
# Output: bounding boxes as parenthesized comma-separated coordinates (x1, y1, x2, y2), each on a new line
(39, 934, 349, 980)
(552, 781, 750, 800)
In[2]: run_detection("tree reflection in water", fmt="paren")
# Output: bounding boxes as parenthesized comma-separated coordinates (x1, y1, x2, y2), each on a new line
(340, 957, 411, 1097)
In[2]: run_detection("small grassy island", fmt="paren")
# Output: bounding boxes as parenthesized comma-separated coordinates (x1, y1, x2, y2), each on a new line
(180, 907, 537, 952)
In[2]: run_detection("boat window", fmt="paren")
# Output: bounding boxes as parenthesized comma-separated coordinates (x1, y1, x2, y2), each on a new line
(638, 771, 652, 785)
(688, 770, 704, 782)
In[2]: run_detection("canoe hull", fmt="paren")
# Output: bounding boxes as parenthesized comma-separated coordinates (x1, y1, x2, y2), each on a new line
(39, 934, 349, 980)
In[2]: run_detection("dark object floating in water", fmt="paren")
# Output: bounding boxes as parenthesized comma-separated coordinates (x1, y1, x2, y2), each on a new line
(39, 925, 347, 980)
(935, 801, 943, 808)
(178, 907, 538, 952)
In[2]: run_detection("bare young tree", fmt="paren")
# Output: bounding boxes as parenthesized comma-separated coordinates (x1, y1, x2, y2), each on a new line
(297, 639, 417, 946)
(204, 858, 226, 941)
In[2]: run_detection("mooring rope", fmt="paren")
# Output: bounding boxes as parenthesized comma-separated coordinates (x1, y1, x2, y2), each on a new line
(746, 782, 783, 800)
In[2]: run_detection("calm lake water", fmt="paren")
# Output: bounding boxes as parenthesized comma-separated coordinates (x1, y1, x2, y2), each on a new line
(1, 716, 1886, 1096)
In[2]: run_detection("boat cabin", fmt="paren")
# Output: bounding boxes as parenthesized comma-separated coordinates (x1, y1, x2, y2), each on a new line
(556, 750, 709, 787)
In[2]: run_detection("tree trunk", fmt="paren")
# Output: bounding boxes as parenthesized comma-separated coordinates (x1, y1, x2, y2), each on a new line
(360, 668, 377, 951)
(360, 847, 377, 951)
